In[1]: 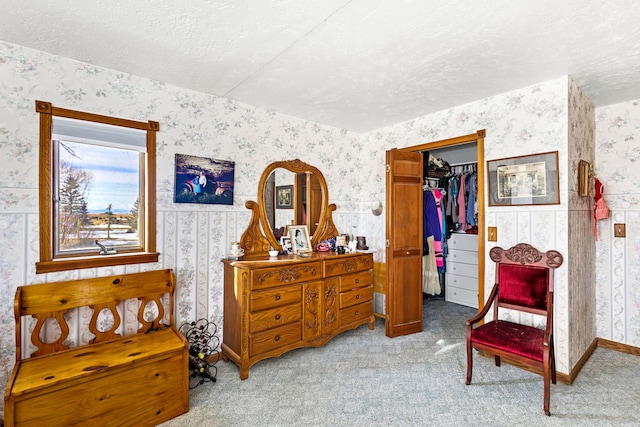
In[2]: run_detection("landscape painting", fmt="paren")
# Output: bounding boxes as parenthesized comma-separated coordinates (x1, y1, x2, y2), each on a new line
(174, 154, 235, 205)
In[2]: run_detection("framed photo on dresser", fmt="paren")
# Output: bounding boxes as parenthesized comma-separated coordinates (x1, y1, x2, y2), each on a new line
(289, 225, 311, 255)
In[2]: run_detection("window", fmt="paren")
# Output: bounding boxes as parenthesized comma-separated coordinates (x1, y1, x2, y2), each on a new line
(36, 101, 159, 273)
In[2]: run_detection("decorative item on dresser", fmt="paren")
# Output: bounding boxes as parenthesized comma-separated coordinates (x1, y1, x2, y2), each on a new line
(445, 233, 479, 308)
(222, 159, 374, 379)
(3, 269, 189, 427)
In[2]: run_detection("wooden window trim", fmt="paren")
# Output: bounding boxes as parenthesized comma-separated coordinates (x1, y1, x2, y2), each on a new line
(35, 100, 159, 274)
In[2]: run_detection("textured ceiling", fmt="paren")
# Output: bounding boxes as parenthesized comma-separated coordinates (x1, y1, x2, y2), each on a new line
(2, 0, 640, 132)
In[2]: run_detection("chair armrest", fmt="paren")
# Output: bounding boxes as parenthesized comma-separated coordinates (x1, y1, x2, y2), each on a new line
(465, 284, 499, 327)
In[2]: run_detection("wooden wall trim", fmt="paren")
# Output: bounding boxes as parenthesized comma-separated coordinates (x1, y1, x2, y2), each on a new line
(597, 337, 640, 356)
(561, 338, 599, 385)
(399, 129, 486, 152)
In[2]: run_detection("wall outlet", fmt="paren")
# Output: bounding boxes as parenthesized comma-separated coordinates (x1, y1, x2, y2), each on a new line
(487, 226, 497, 242)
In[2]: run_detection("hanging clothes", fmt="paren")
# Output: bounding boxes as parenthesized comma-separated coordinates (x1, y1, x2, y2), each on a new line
(433, 189, 444, 270)
(465, 173, 477, 228)
(423, 159, 478, 295)
(423, 237, 440, 295)
(593, 178, 609, 240)
(448, 175, 459, 224)
(441, 166, 478, 234)
(422, 187, 443, 295)
(457, 173, 467, 230)
(423, 189, 441, 251)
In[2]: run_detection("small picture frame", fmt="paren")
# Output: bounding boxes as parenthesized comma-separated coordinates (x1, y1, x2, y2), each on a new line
(577, 160, 591, 197)
(276, 185, 293, 209)
(289, 225, 312, 255)
(280, 237, 292, 254)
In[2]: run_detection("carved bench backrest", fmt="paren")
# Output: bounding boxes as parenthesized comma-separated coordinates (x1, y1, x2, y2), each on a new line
(14, 269, 176, 361)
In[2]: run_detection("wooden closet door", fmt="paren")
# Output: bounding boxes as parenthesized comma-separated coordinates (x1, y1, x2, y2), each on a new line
(385, 148, 423, 338)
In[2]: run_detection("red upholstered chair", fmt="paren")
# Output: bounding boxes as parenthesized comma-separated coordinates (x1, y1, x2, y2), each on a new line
(465, 243, 563, 416)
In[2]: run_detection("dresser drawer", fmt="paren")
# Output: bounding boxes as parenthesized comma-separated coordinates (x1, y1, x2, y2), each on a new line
(448, 233, 477, 251)
(250, 322, 301, 356)
(324, 255, 373, 278)
(447, 249, 477, 264)
(339, 270, 372, 292)
(339, 285, 373, 309)
(249, 303, 301, 333)
(446, 273, 477, 292)
(250, 285, 302, 312)
(251, 262, 322, 290)
(340, 301, 373, 327)
(447, 260, 478, 279)
(446, 286, 478, 308)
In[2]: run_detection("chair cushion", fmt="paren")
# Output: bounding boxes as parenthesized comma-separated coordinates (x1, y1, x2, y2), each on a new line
(471, 320, 545, 362)
(498, 264, 548, 310)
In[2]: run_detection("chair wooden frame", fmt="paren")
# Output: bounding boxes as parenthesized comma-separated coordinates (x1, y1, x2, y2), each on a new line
(465, 243, 563, 416)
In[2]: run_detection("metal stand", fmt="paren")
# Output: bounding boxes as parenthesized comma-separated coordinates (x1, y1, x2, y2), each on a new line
(179, 318, 221, 389)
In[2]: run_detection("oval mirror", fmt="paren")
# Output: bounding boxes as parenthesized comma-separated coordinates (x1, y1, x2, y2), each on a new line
(264, 168, 323, 239)
(240, 159, 339, 255)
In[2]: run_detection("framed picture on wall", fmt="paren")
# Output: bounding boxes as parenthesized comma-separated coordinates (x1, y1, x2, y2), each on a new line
(276, 185, 293, 209)
(577, 160, 592, 197)
(487, 151, 560, 206)
(174, 154, 235, 205)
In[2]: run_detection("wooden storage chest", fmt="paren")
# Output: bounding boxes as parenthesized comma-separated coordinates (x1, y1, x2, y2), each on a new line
(3, 269, 189, 427)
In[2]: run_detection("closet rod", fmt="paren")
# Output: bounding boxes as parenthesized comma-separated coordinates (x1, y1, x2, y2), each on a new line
(449, 161, 477, 167)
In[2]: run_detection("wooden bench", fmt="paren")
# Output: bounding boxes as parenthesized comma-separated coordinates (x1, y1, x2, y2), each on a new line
(3, 269, 189, 427)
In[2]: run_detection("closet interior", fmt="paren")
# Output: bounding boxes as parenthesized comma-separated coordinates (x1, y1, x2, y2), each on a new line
(422, 143, 478, 308)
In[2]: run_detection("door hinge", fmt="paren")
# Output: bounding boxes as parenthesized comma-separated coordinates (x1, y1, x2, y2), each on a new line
(386, 164, 390, 173)
(385, 239, 390, 247)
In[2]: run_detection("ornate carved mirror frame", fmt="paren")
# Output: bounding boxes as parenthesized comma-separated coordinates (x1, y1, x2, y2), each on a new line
(240, 159, 339, 256)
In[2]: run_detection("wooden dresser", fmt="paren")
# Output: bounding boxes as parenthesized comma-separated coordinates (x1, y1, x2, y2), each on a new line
(222, 251, 374, 379)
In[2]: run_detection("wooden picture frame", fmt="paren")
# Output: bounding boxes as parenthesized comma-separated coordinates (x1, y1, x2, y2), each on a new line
(487, 151, 560, 206)
(289, 225, 312, 254)
(280, 236, 292, 254)
(578, 160, 591, 197)
(275, 185, 293, 209)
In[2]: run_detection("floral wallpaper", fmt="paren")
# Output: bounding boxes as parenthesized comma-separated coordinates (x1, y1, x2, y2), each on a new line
(1, 39, 639, 418)
(595, 98, 640, 348)
(567, 78, 597, 369)
(0, 41, 374, 416)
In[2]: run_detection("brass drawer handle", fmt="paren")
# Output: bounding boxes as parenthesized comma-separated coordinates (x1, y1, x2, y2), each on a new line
(275, 314, 281, 320)
(355, 310, 359, 316)
(356, 294, 360, 300)
(355, 278, 359, 284)
(275, 335, 280, 341)
(275, 294, 281, 301)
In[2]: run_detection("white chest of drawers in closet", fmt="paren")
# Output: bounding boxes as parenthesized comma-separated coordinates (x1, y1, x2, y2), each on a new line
(445, 233, 478, 308)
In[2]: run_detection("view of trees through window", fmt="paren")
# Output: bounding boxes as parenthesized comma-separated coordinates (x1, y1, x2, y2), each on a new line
(56, 140, 141, 254)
